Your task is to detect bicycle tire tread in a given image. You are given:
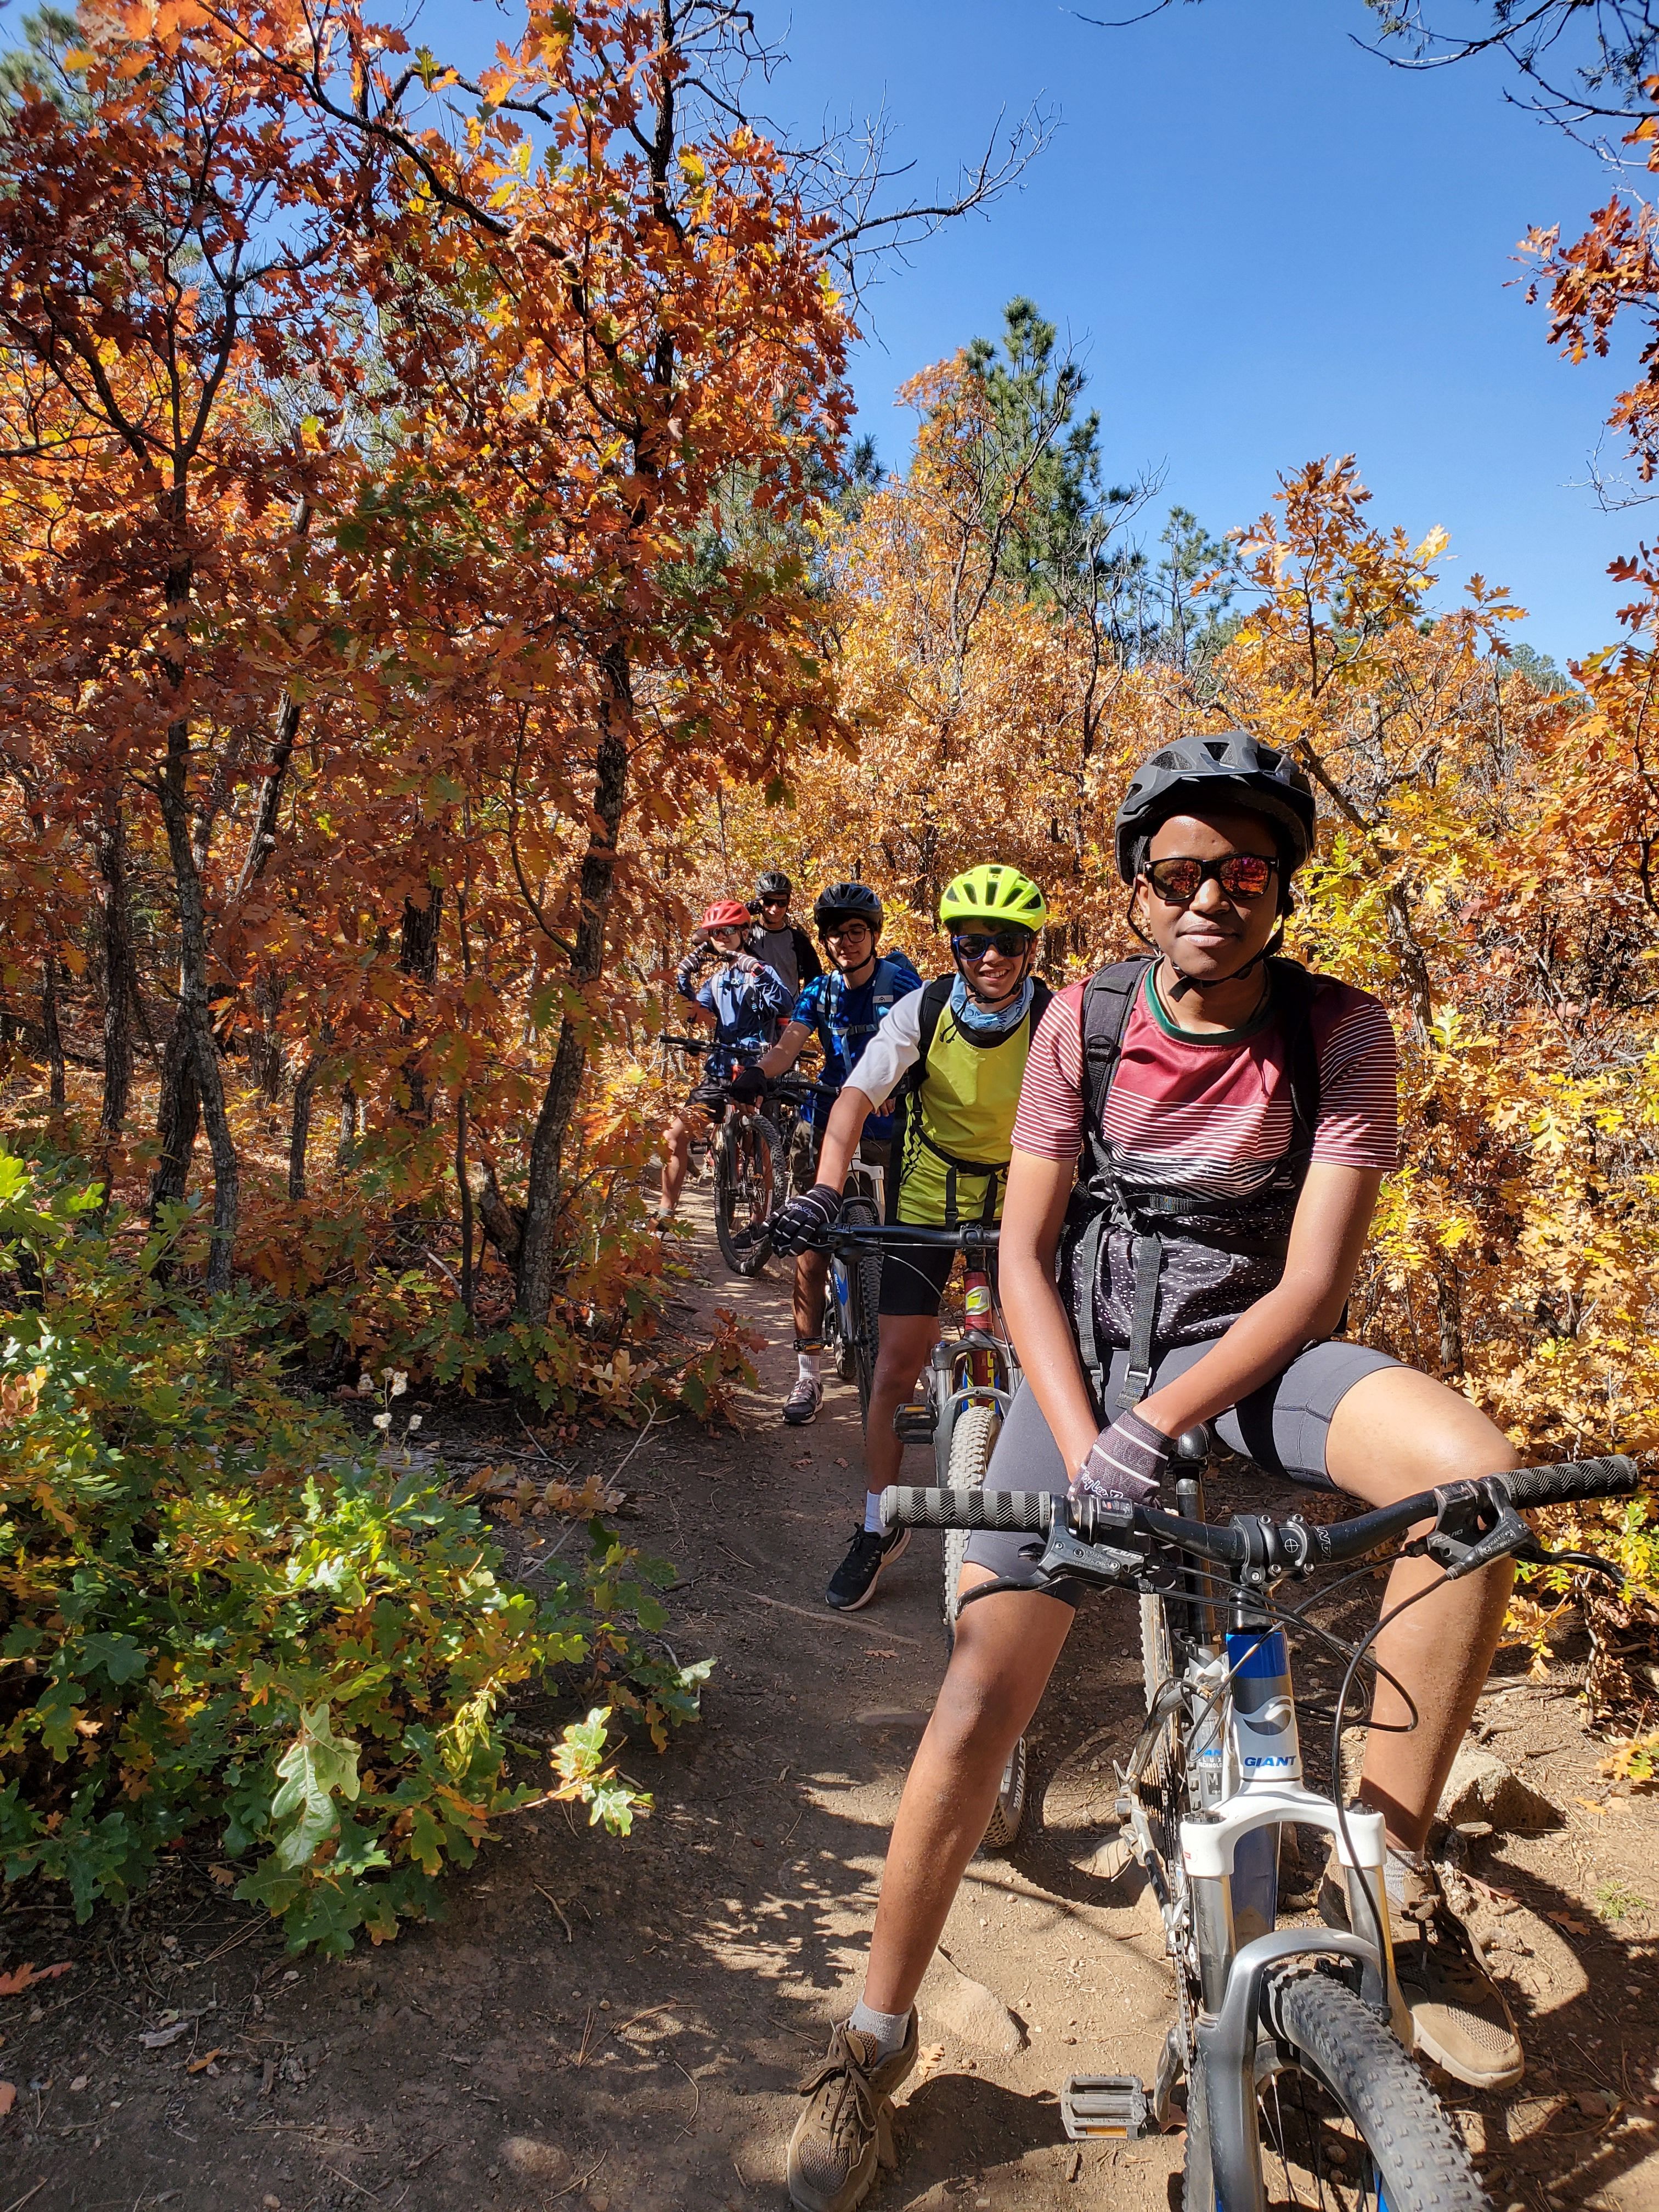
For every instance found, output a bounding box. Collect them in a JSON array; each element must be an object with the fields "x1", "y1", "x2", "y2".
[{"x1": 1257, "y1": 1971, "x2": 1489, "y2": 2212}]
